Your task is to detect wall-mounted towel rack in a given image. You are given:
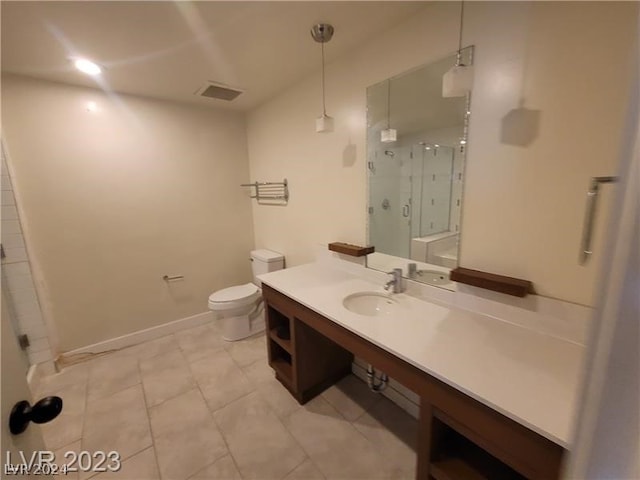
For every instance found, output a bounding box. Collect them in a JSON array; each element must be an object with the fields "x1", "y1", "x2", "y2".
[{"x1": 241, "y1": 179, "x2": 289, "y2": 205}]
